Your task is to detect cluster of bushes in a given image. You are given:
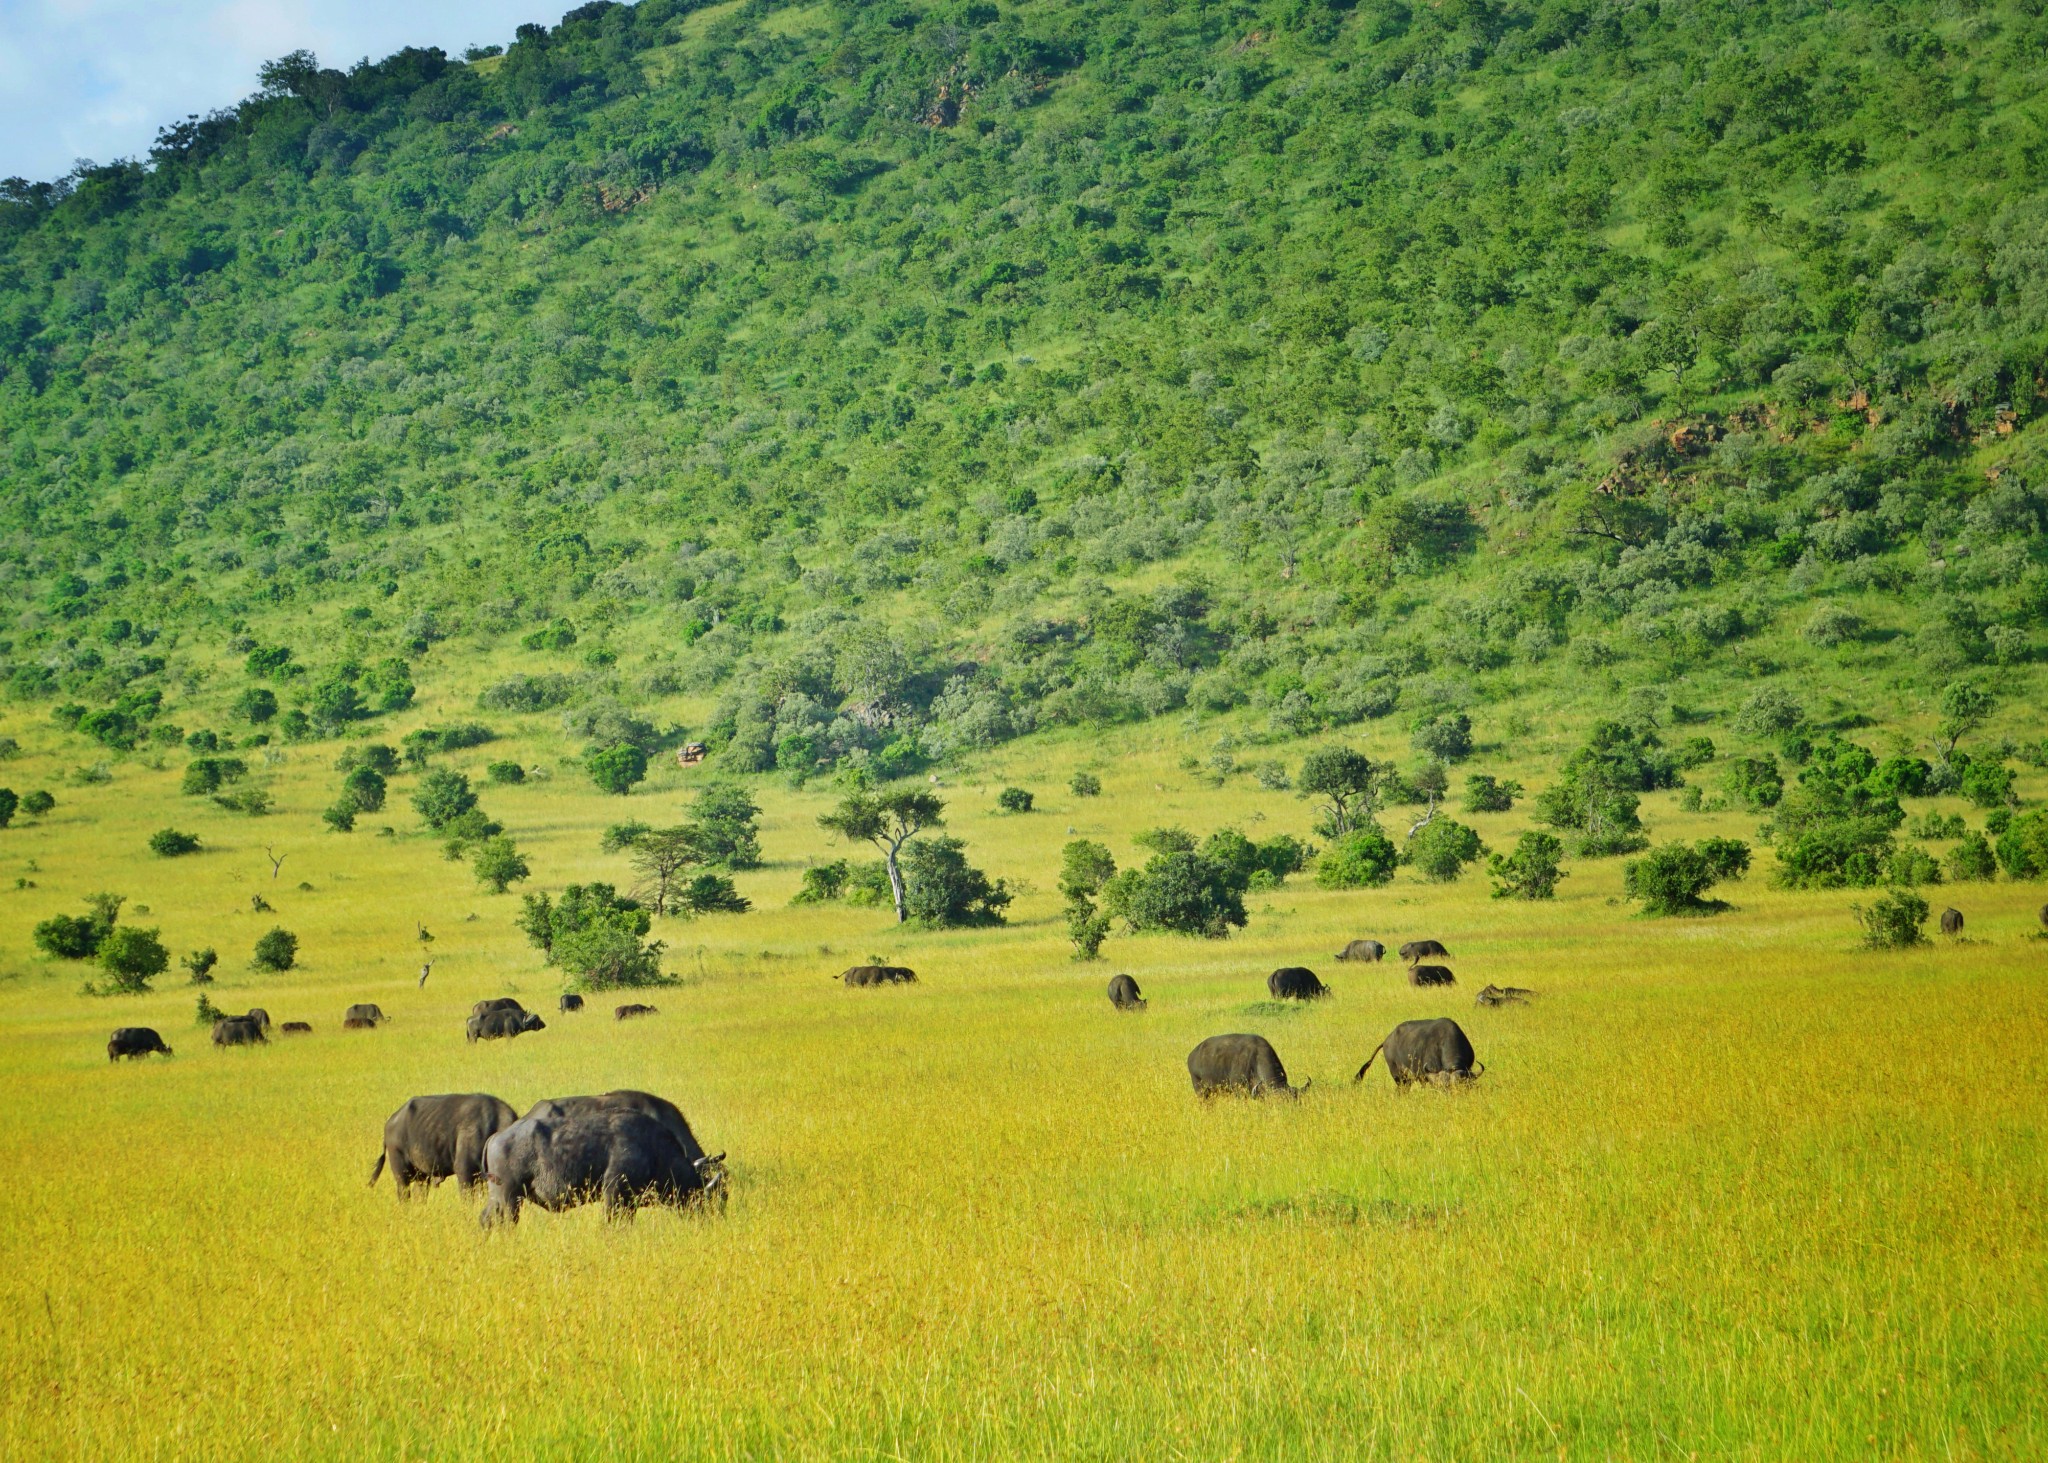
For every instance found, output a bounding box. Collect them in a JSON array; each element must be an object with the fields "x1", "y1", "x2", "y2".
[
  {"x1": 517, "y1": 883, "x2": 667, "y2": 990},
  {"x1": 34, "y1": 891, "x2": 292, "y2": 990}
]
